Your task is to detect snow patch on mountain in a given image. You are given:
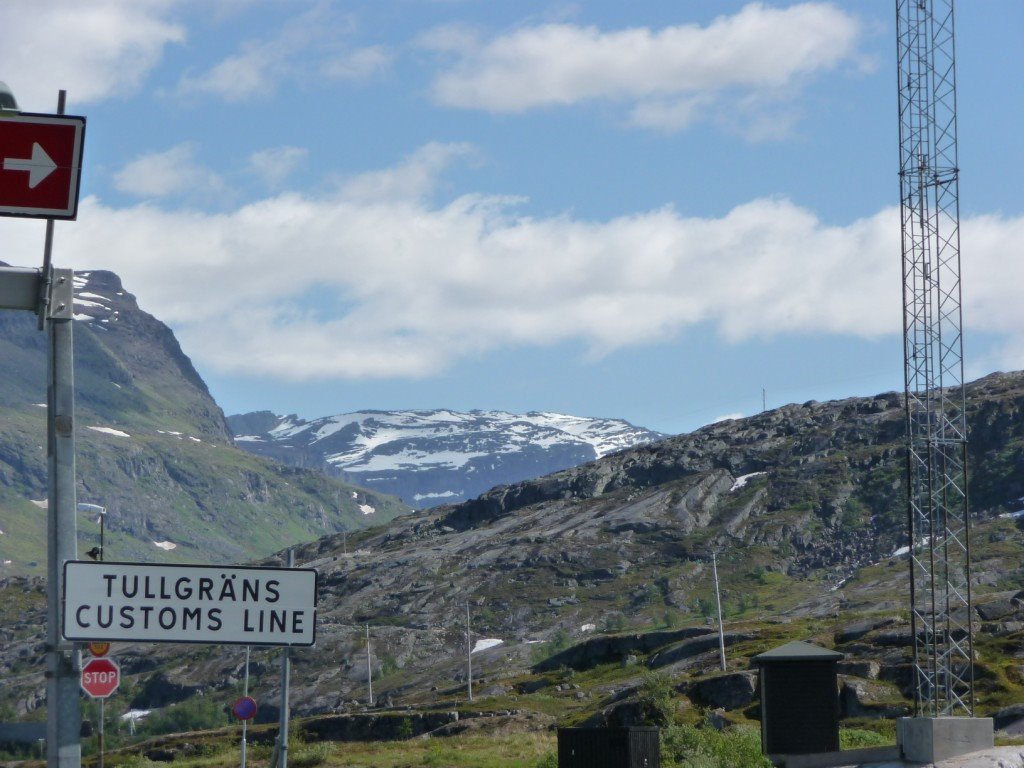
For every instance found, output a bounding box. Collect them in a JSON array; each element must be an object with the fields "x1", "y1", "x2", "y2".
[
  {"x1": 270, "y1": 409, "x2": 659, "y2": 469},
  {"x1": 472, "y1": 638, "x2": 503, "y2": 654},
  {"x1": 229, "y1": 408, "x2": 665, "y2": 509},
  {"x1": 87, "y1": 426, "x2": 131, "y2": 438}
]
